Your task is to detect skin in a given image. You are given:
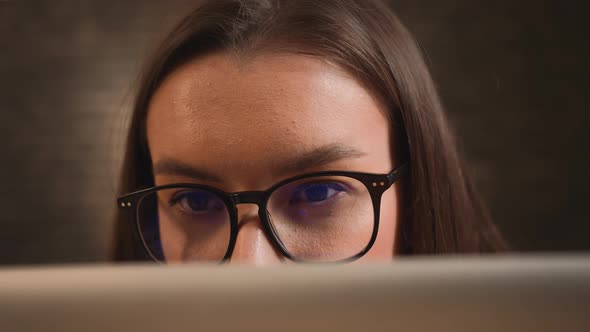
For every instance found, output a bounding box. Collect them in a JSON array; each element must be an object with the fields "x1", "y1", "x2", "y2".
[{"x1": 146, "y1": 52, "x2": 401, "y2": 265}]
